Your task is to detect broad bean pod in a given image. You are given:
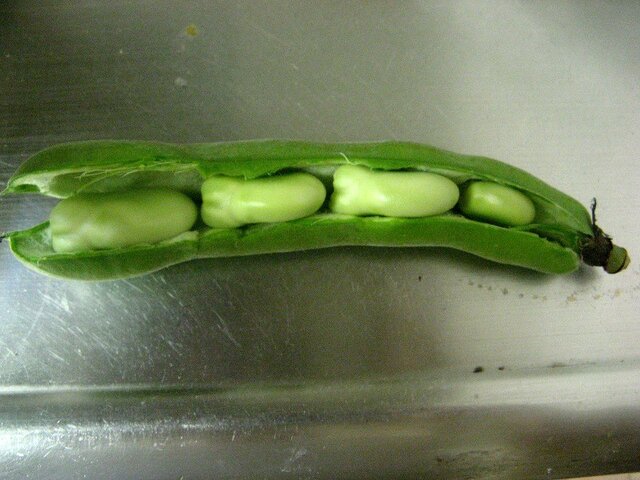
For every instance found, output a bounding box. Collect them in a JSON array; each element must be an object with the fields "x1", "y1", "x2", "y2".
[{"x1": 1, "y1": 140, "x2": 629, "y2": 280}]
